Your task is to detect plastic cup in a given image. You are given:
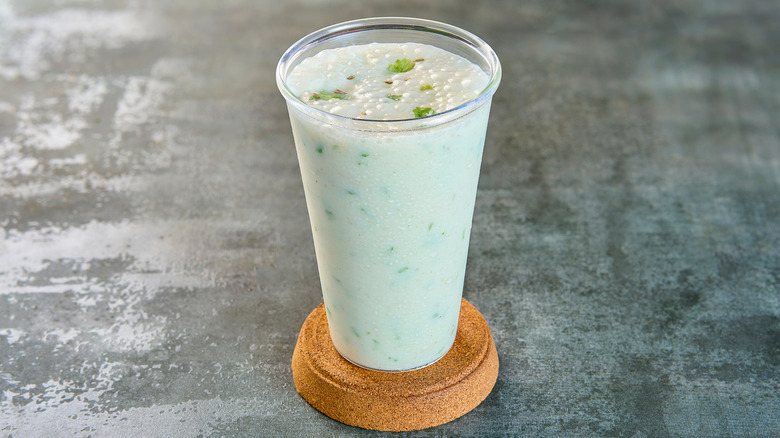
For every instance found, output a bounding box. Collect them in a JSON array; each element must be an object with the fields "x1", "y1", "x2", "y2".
[{"x1": 277, "y1": 17, "x2": 500, "y2": 371}]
